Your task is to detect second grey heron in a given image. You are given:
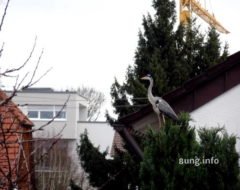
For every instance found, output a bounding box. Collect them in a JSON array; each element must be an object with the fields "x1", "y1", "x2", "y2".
[{"x1": 141, "y1": 74, "x2": 178, "y2": 127}]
